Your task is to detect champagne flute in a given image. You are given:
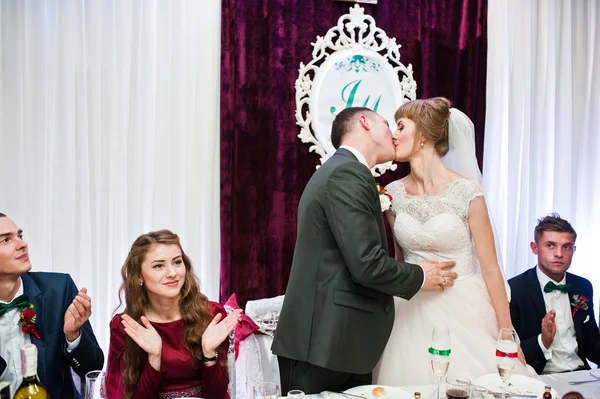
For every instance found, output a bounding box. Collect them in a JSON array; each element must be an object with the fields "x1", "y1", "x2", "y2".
[
  {"x1": 429, "y1": 326, "x2": 451, "y2": 399},
  {"x1": 496, "y1": 328, "x2": 518, "y2": 399}
]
